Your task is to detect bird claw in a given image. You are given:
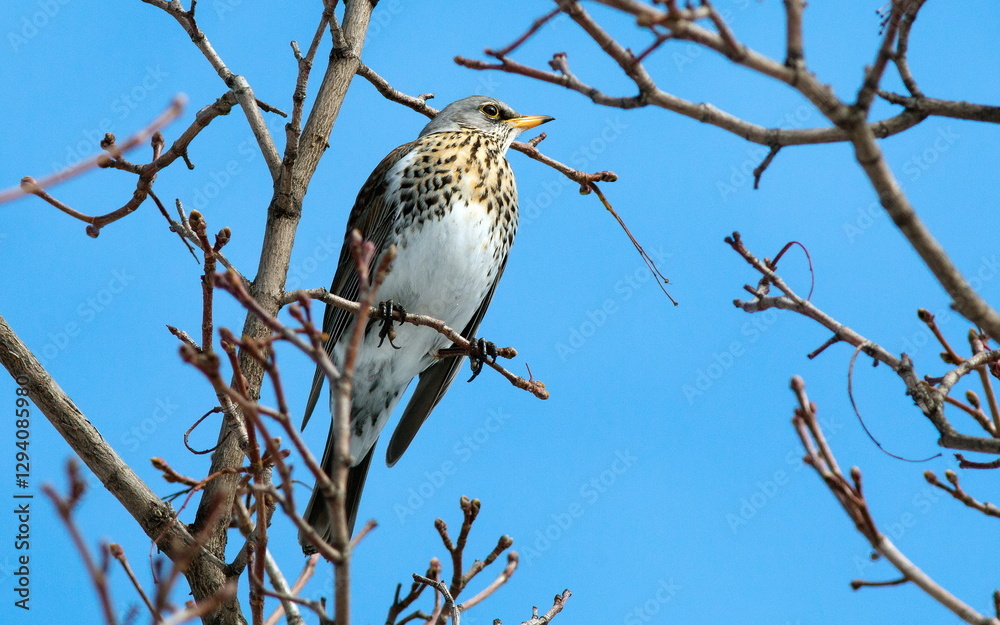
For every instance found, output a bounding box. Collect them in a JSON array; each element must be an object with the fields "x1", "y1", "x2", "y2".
[
  {"x1": 376, "y1": 300, "x2": 407, "y2": 349},
  {"x1": 467, "y1": 338, "x2": 498, "y2": 382}
]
